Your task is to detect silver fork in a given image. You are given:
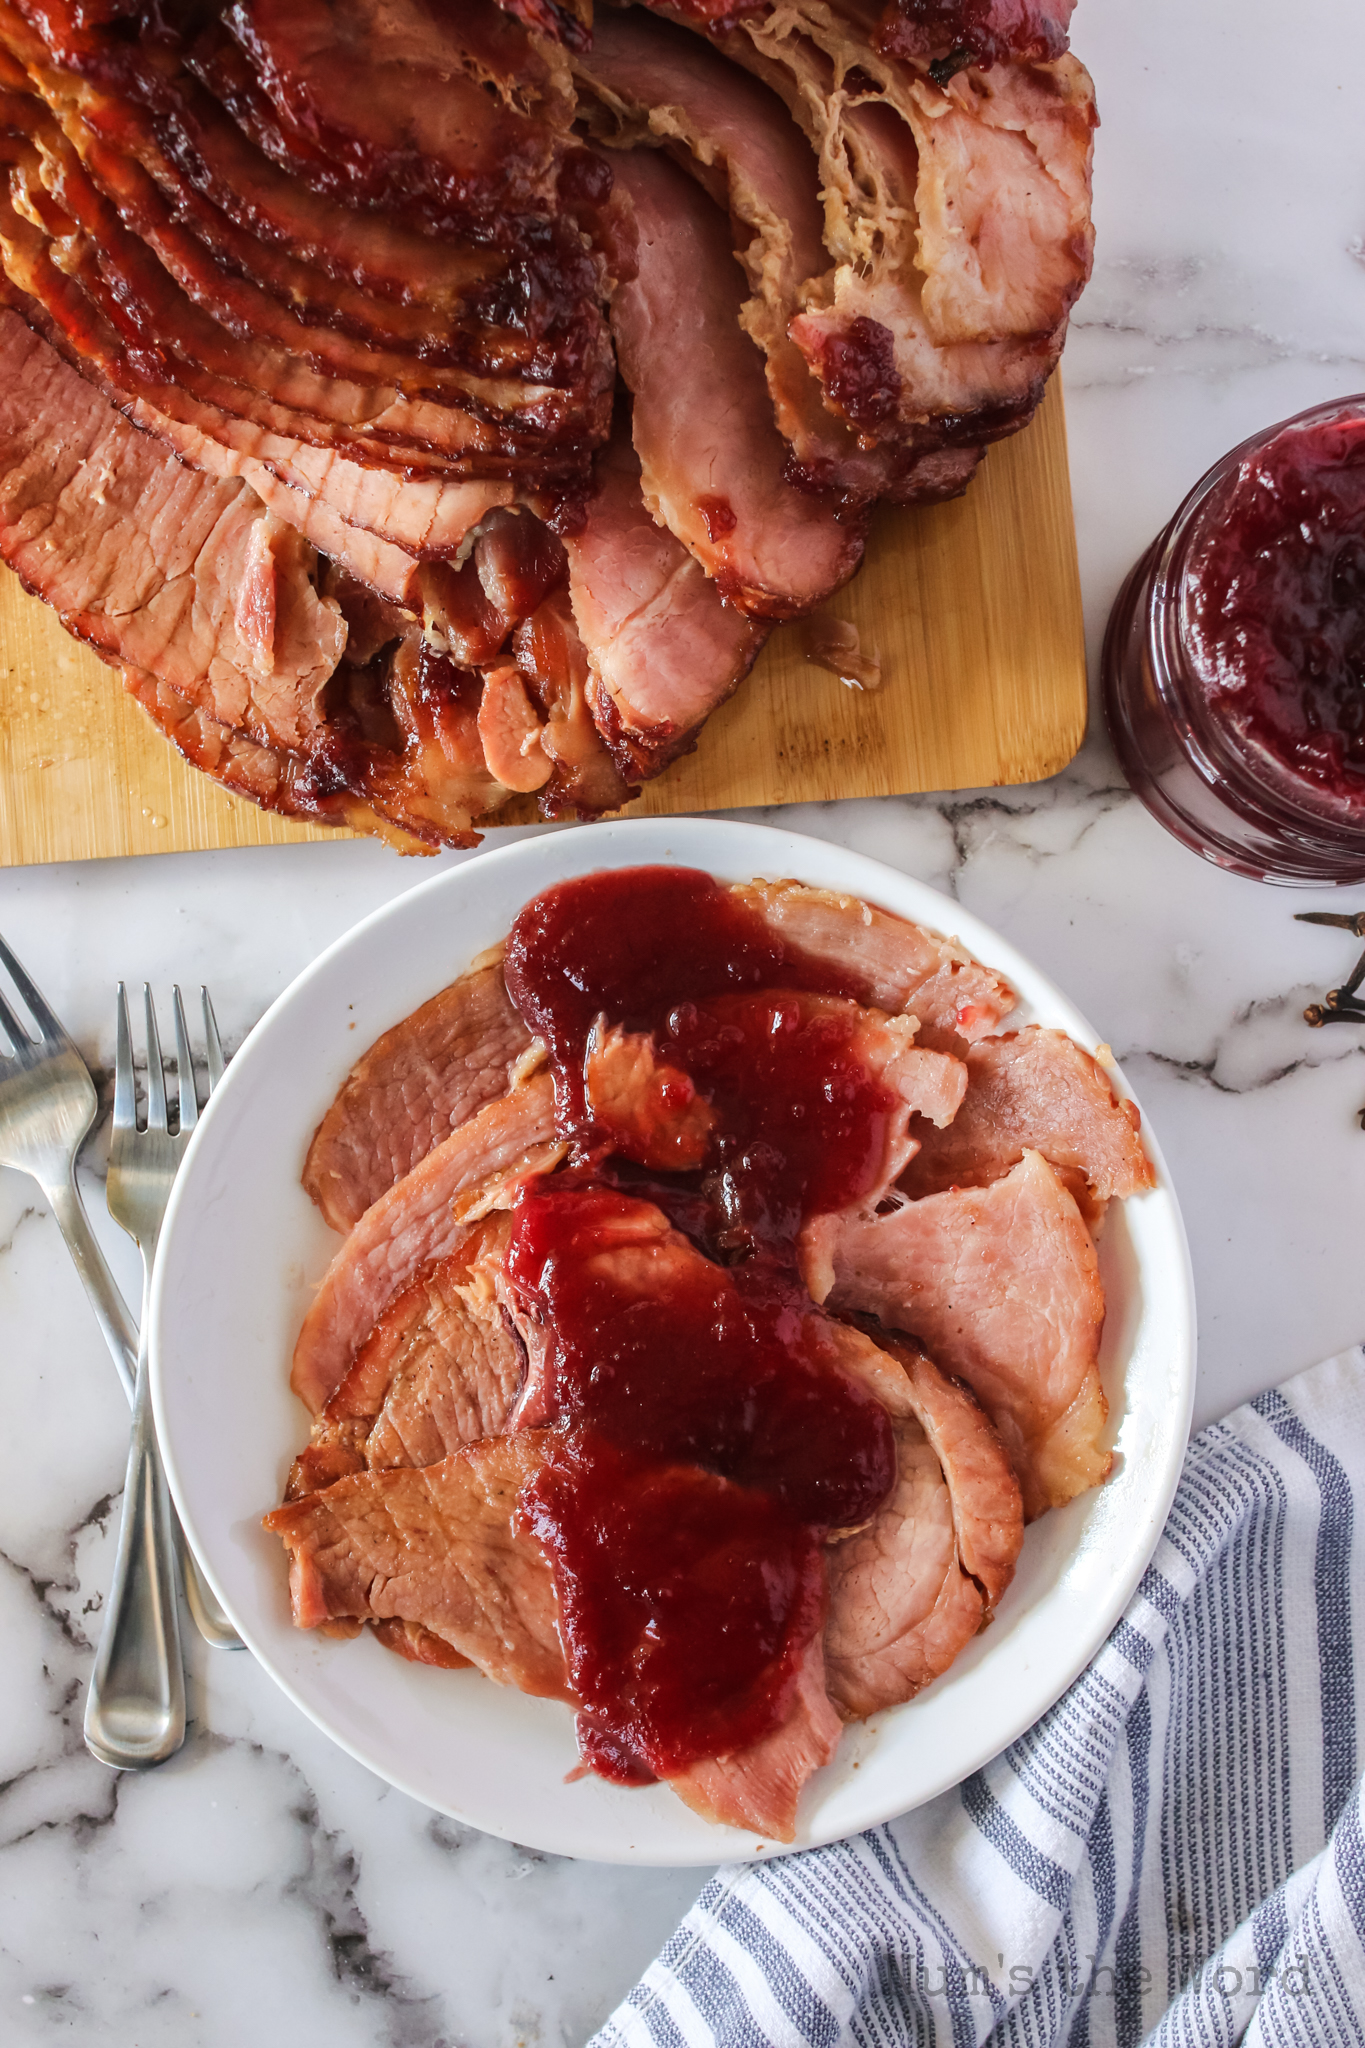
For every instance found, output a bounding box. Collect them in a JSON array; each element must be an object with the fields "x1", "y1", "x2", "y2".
[
  {"x1": 0, "y1": 936, "x2": 238, "y2": 1660},
  {"x1": 84, "y1": 984, "x2": 240, "y2": 1768}
]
